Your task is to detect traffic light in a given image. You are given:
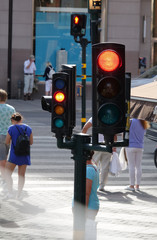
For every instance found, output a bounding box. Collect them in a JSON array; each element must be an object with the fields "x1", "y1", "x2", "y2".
[
  {"x1": 52, "y1": 72, "x2": 72, "y2": 138},
  {"x1": 92, "y1": 43, "x2": 126, "y2": 143},
  {"x1": 61, "y1": 64, "x2": 76, "y2": 128},
  {"x1": 41, "y1": 96, "x2": 52, "y2": 112},
  {"x1": 70, "y1": 14, "x2": 87, "y2": 37}
]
